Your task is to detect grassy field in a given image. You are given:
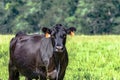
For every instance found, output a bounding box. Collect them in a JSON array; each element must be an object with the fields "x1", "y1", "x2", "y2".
[{"x1": 0, "y1": 35, "x2": 120, "y2": 80}]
